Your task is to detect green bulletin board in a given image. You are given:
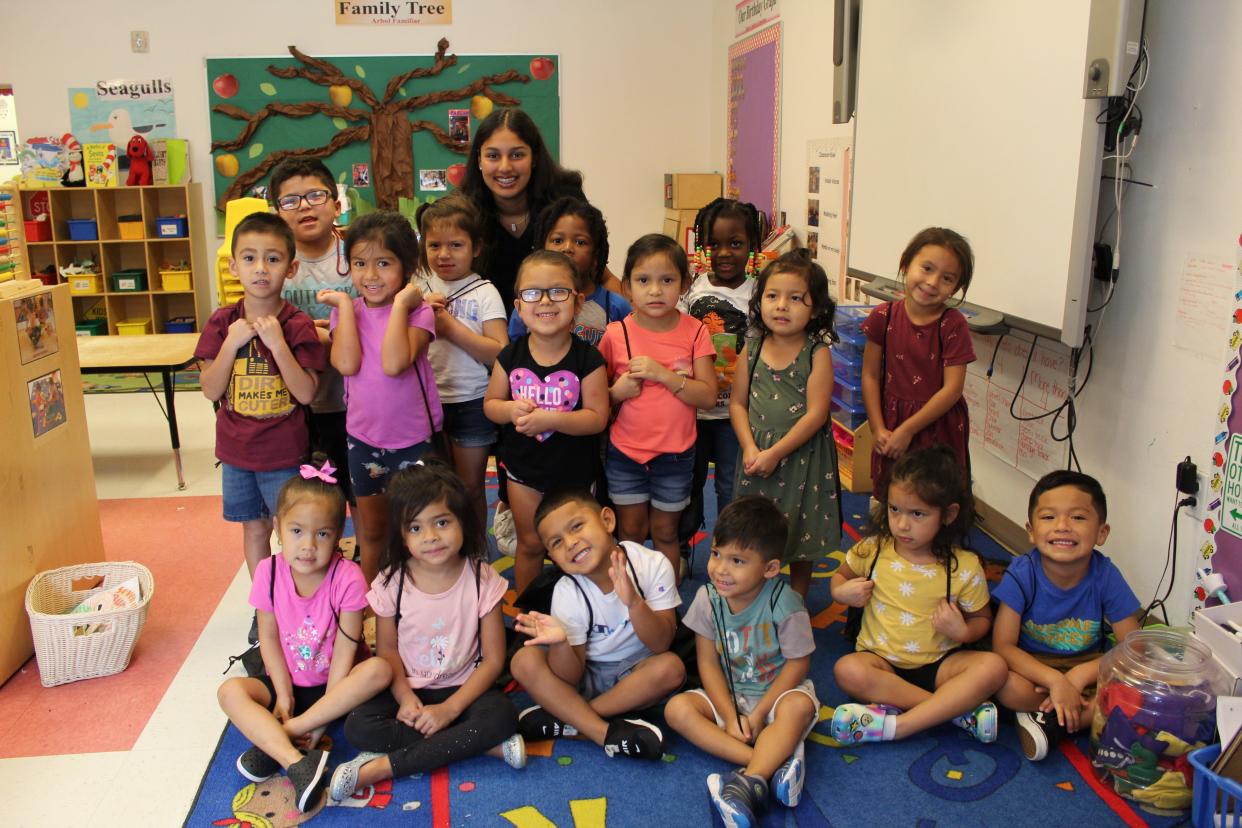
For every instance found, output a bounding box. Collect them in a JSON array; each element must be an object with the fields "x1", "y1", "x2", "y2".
[{"x1": 205, "y1": 42, "x2": 559, "y2": 218}]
